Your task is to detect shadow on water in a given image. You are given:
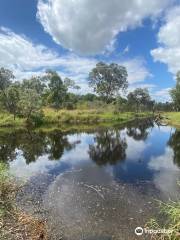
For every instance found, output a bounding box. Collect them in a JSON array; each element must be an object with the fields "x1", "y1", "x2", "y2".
[{"x1": 0, "y1": 118, "x2": 180, "y2": 239}]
